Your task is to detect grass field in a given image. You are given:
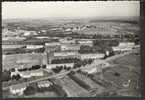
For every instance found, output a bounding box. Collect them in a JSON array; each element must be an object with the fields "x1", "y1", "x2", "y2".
[
  {"x1": 111, "y1": 53, "x2": 140, "y2": 69},
  {"x1": 53, "y1": 76, "x2": 90, "y2": 97}
]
